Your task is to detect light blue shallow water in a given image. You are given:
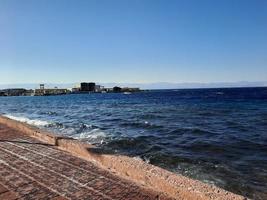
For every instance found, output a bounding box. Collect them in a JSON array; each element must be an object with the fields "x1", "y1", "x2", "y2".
[{"x1": 1, "y1": 87, "x2": 267, "y2": 199}]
